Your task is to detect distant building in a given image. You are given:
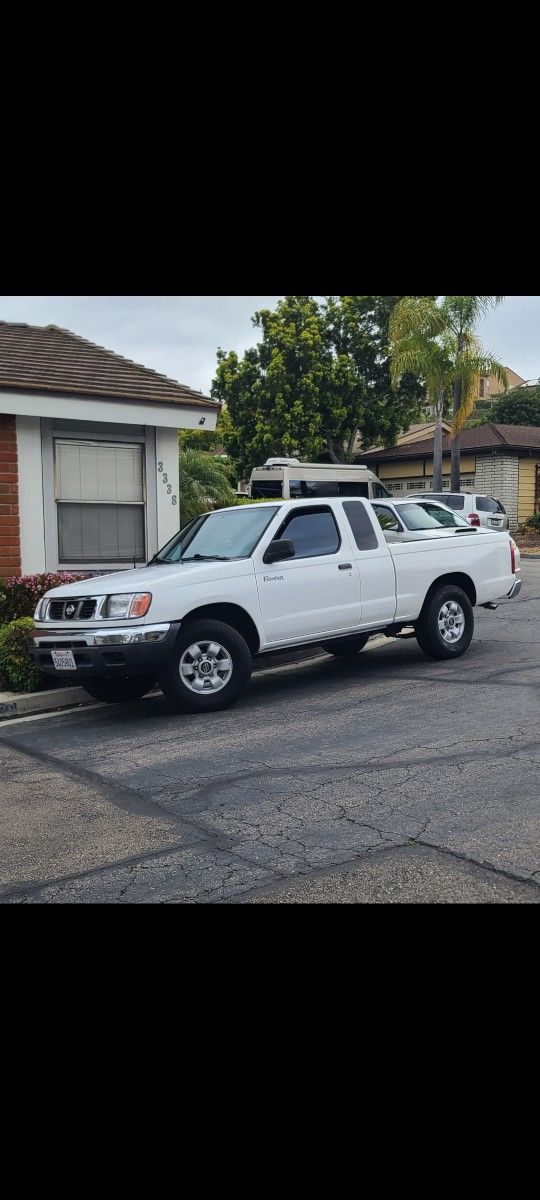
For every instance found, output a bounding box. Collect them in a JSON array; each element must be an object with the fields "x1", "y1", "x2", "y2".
[
  {"x1": 361, "y1": 423, "x2": 540, "y2": 529},
  {"x1": 477, "y1": 366, "x2": 525, "y2": 403}
]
